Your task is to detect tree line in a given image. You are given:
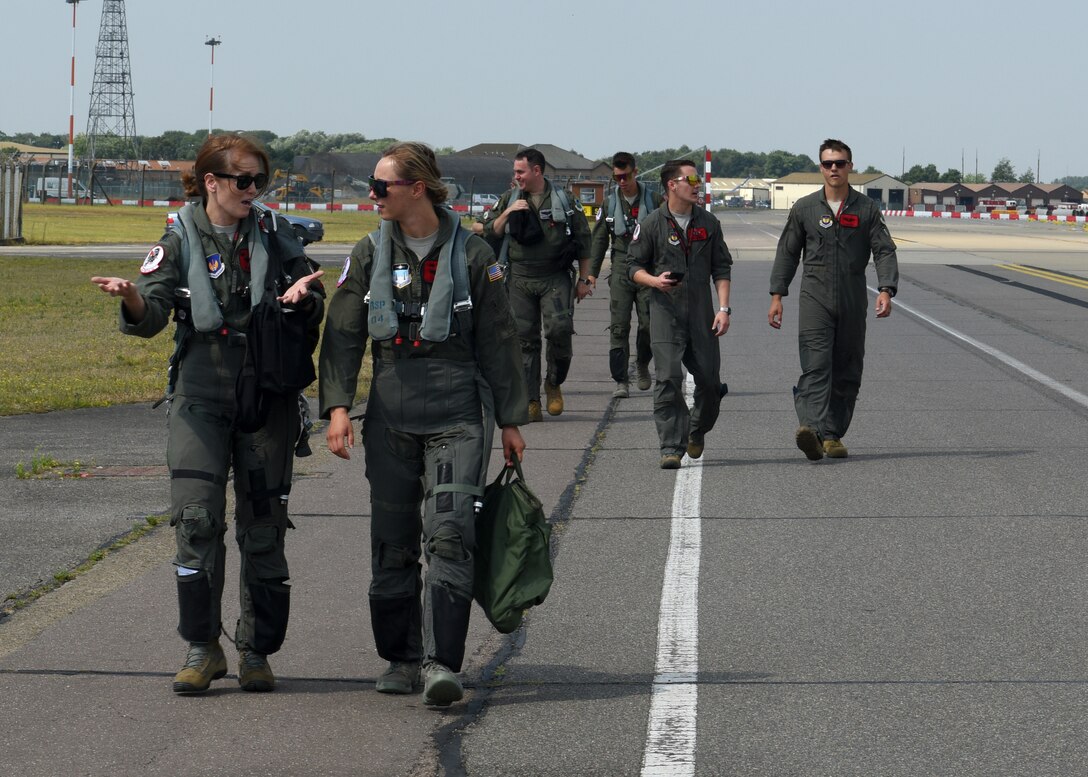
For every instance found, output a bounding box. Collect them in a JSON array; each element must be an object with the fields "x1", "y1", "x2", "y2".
[{"x1": 2, "y1": 130, "x2": 1082, "y2": 189}]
